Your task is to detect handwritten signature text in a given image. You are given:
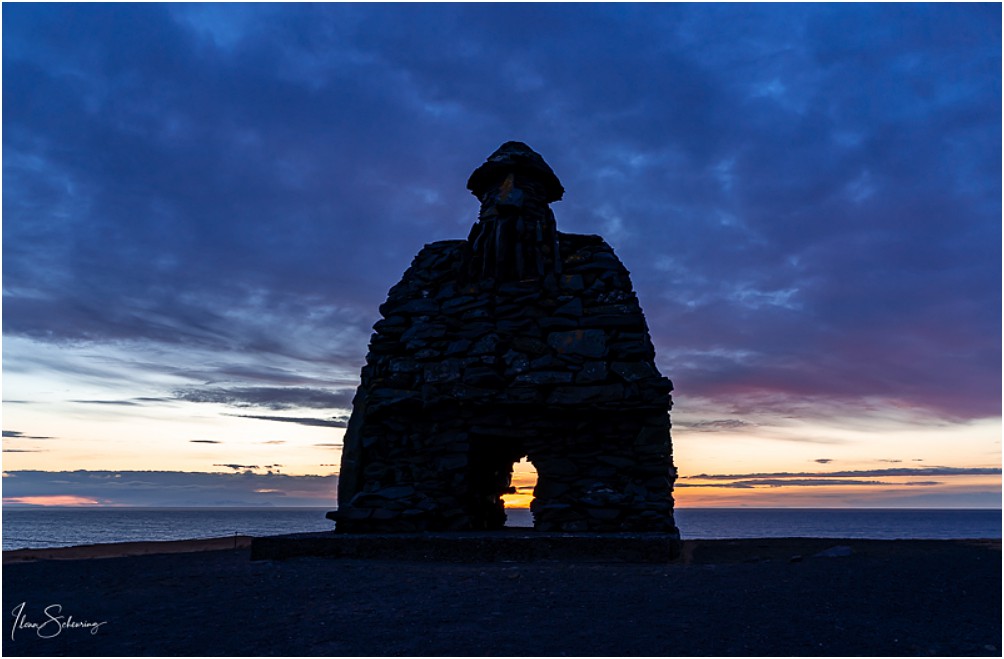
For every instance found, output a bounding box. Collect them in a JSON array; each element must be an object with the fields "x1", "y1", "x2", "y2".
[{"x1": 11, "y1": 602, "x2": 107, "y2": 640}]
